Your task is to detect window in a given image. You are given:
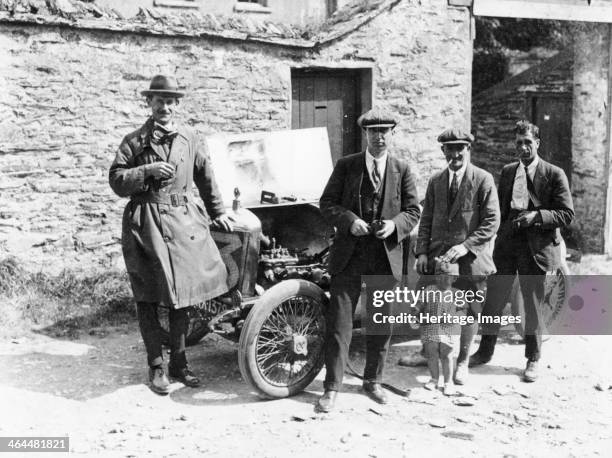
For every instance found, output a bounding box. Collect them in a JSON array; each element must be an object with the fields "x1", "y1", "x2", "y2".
[
  {"x1": 153, "y1": 0, "x2": 199, "y2": 9},
  {"x1": 234, "y1": 0, "x2": 270, "y2": 13}
]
